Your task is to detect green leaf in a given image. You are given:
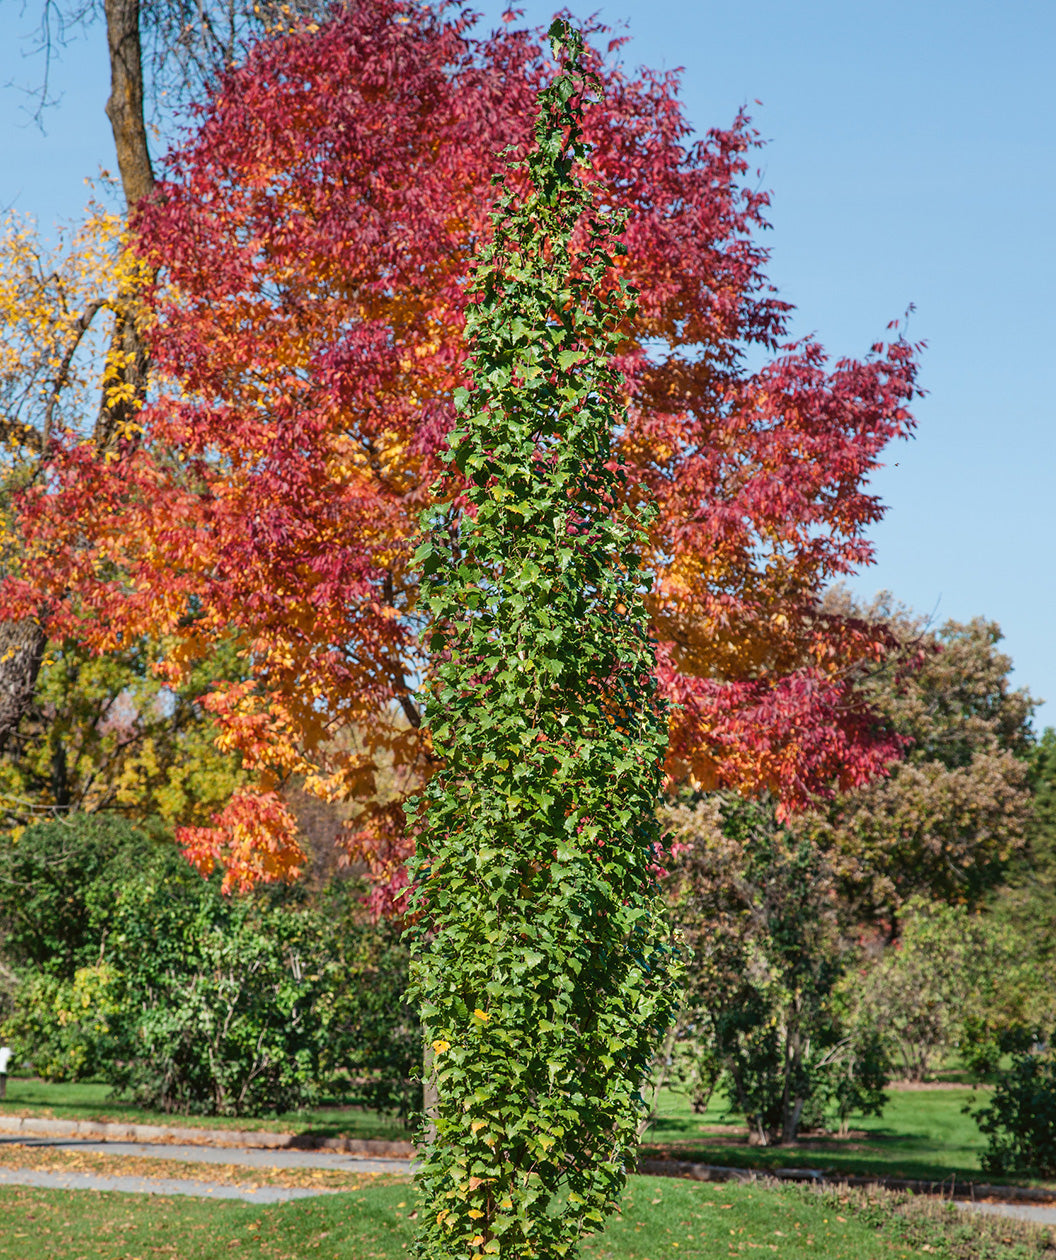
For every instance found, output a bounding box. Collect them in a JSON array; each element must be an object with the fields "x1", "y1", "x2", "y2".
[{"x1": 406, "y1": 21, "x2": 679, "y2": 1258}]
